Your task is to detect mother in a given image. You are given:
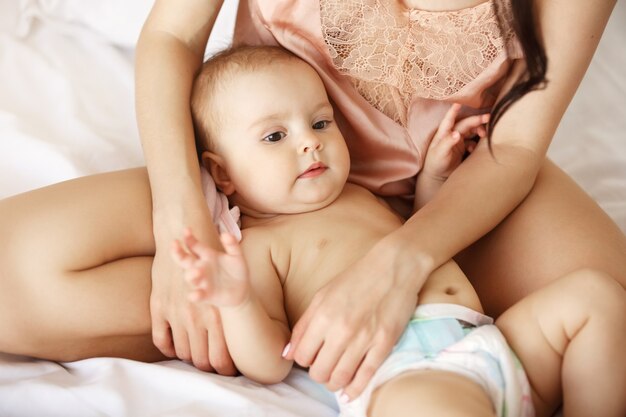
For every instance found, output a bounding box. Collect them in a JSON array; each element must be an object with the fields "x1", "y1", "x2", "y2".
[
  {"x1": 2, "y1": 0, "x2": 624, "y2": 402},
  {"x1": 132, "y1": 0, "x2": 625, "y2": 395}
]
